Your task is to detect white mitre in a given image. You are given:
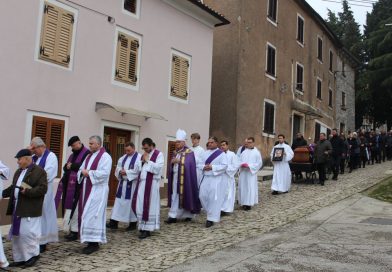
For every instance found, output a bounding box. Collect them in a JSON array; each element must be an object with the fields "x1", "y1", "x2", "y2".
[{"x1": 176, "y1": 129, "x2": 186, "y2": 141}]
